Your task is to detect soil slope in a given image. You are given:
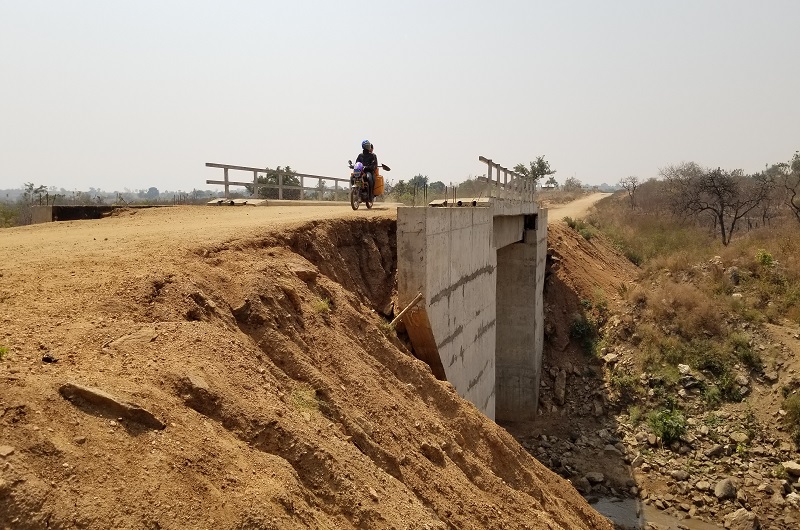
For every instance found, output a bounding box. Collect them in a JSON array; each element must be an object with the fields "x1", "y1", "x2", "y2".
[{"x1": 0, "y1": 205, "x2": 611, "y2": 530}]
